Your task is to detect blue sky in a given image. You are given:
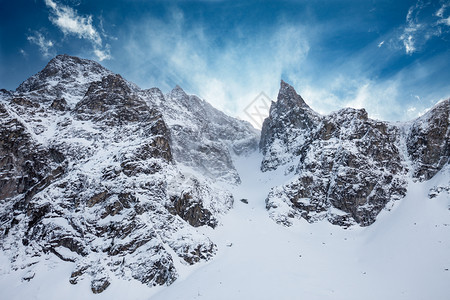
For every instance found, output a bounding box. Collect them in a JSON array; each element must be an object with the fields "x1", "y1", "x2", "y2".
[{"x1": 1, "y1": 0, "x2": 449, "y2": 126}]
